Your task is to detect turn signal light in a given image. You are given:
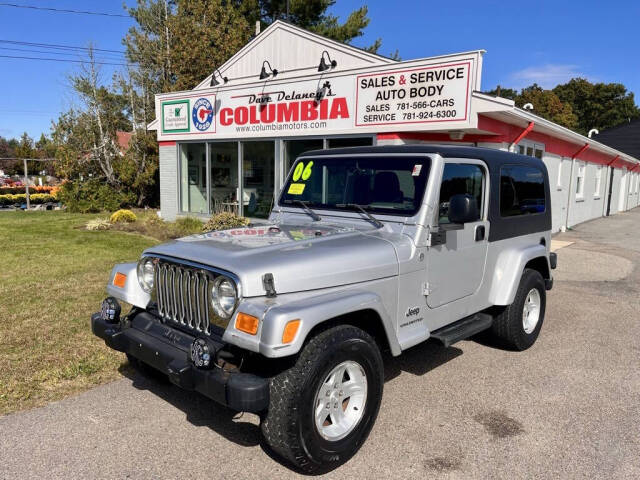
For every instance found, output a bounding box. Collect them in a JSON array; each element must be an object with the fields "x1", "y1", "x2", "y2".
[
  {"x1": 282, "y1": 319, "x2": 301, "y2": 344},
  {"x1": 235, "y1": 312, "x2": 259, "y2": 335},
  {"x1": 113, "y1": 272, "x2": 127, "y2": 288}
]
